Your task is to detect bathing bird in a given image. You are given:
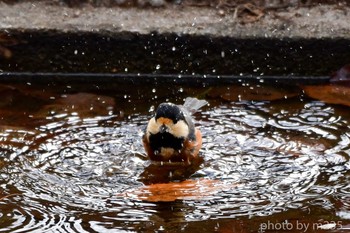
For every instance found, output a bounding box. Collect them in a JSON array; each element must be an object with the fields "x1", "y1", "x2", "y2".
[{"x1": 142, "y1": 97, "x2": 207, "y2": 164}]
